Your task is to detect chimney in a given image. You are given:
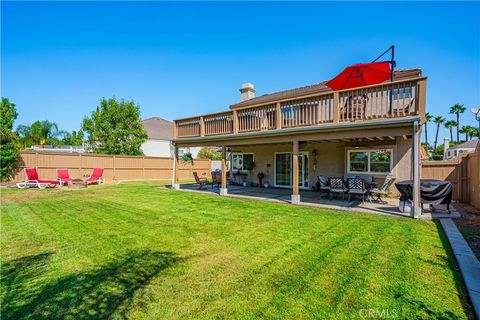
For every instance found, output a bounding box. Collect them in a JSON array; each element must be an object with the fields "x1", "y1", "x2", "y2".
[
  {"x1": 443, "y1": 138, "x2": 450, "y2": 159},
  {"x1": 240, "y1": 83, "x2": 255, "y2": 102}
]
